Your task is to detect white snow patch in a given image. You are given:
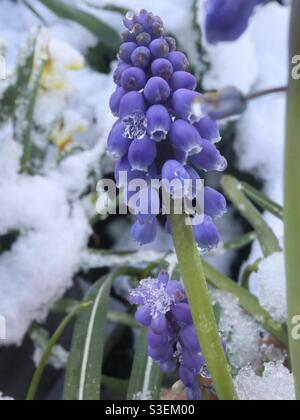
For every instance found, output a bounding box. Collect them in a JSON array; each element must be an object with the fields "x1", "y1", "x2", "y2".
[
  {"x1": 253, "y1": 252, "x2": 287, "y2": 324},
  {"x1": 0, "y1": 173, "x2": 91, "y2": 345},
  {"x1": 0, "y1": 392, "x2": 14, "y2": 401},
  {"x1": 0, "y1": 136, "x2": 22, "y2": 181},
  {"x1": 212, "y1": 290, "x2": 285, "y2": 372},
  {"x1": 235, "y1": 362, "x2": 295, "y2": 401},
  {"x1": 234, "y1": 3, "x2": 289, "y2": 242}
]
